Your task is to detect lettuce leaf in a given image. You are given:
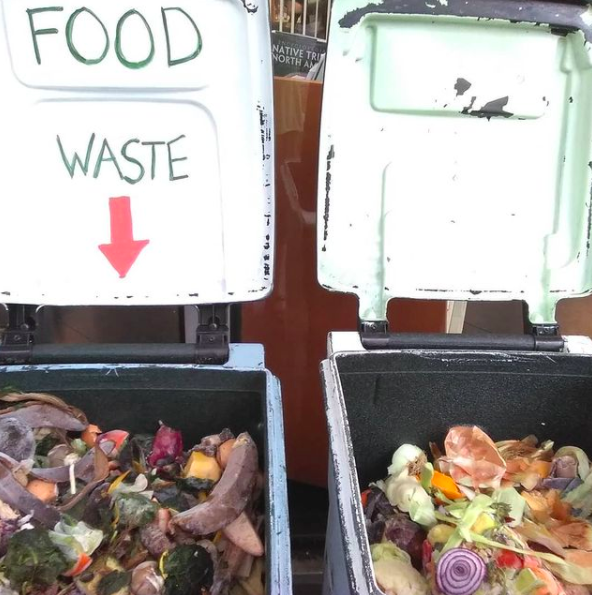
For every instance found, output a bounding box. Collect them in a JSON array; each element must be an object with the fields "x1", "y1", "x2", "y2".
[
  {"x1": 492, "y1": 487, "x2": 526, "y2": 527},
  {"x1": 385, "y1": 476, "x2": 436, "y2": 528},
  {"x1": 49, "y1": 518, "x2": 104, "y2": 561},
  {"x1": 421, "y1": 463, "x2": 434, "y2": 492},
  {"x1": 371, "y1": 542, "x2": 411, "y2": 564}
]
